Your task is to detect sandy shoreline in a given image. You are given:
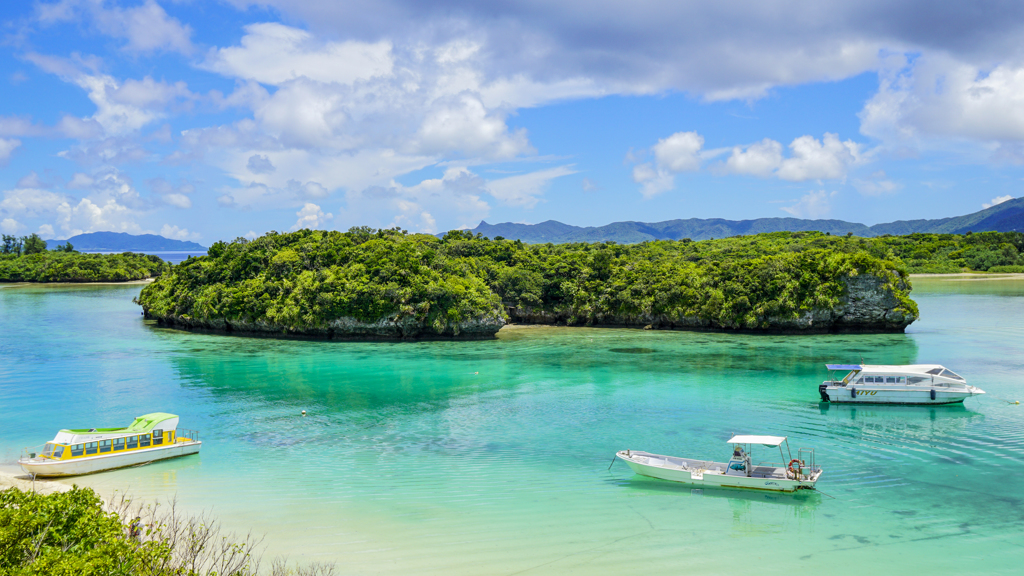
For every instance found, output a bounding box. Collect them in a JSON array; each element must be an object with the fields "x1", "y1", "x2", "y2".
[
  {"x1": 910, "y1": 273, "x2": 1024, "y2": 280},
  {"x1": 0, "y1": 464, "x2": 71, "y2": 495}
]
